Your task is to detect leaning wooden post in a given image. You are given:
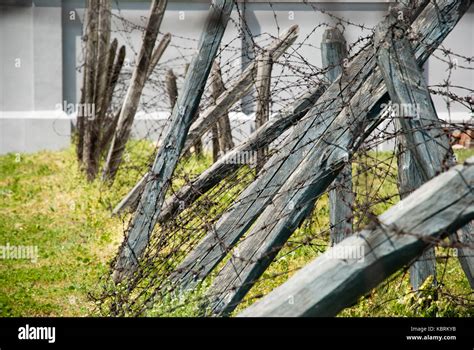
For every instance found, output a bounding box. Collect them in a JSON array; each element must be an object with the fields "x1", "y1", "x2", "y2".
[
  {"x1": 211, "y1": 60, "x2": 233, "y2": 162},
  {"x1": 321, "y1": 27, "x2": 354, "y2": 245},
  {"x1": 396, "y1": 141, "x2": 438, "y2": 289},
  {"x1": 112, "y1": 0, "x2": 235, "y2": 283},
  {"x1": 99, "y1": 45, "x2": 127, "y2": 154},
  {"x1": 374, "y1": 5, "x2": 453, "y2": 290},
  {"x1": 147, "y1": 33, "x2": 172, "y2": 78},
  {"x1": 165, "y1": 69, "x2": 178, "y2": 110},
  {"x1": 102, "y1": 0, "x2": 168, "y2": 182},
  {"x1": 183, "y1": 63, "x2": 203, "y2": 156},
  {"x1": 211, "y1": 62, "x2": 222, "y2": 163},
  {"x1": 211, "y1": 60, "x2": 234, "y2": 156},
  {"x1": 254, "y1": 50, "x2": 272, "y2": 173},
  {"x1": 238, "y1": 158, "x2": 474, "y2": 317},
  {"x1": 95, "y1": 0, "x2": 112, "y2": 129},
  {"x1": 82, "y1": 0, "x2": 99, "y2": 179}
]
